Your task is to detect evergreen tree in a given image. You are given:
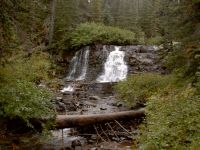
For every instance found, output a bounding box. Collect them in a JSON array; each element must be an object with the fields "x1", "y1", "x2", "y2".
[
  {"x1": 90, "y1": 0, "x2": 103, "y2": 22},
  {"x1": 102, "y1": 0, "x2": 113, "y2": 25}
]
